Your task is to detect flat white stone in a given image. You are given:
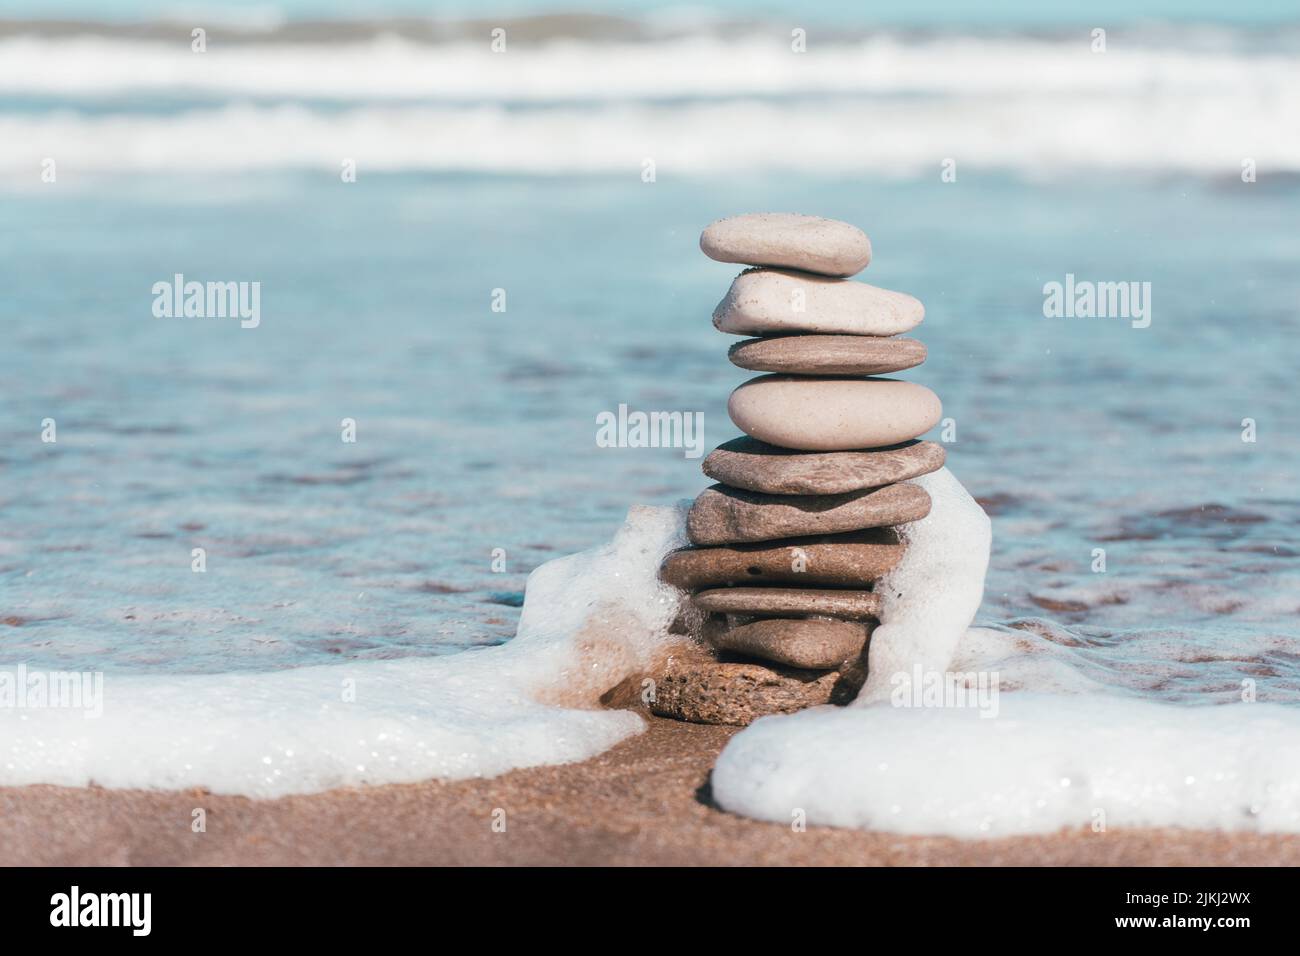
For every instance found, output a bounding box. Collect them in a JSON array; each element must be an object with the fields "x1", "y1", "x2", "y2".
[
  {"x1": 700, "y1": 213, "x2": 871, "y2": 277},
  {"x1": 728, "y1": 375, "x2": 943, "y2": 451},
  {"x1": 713, "y1": 269, "x2": 923, "y2": 337}
]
